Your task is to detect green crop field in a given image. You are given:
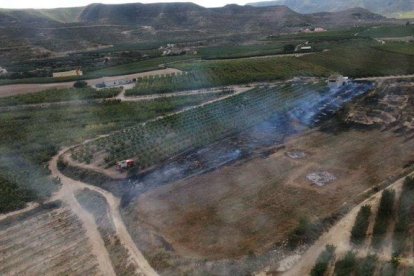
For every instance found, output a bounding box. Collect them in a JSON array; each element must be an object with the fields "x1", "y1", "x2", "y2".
[
  {"x1": 269, "y1": 28, "x2": 364, "y2": 43},
  {"x1": 359, "y1": 25, "x2": 414, "y2": 38},
  {"x1": 74, "y1": 82, "x2": 326, "y2": 169},
  {"x1": 198, "y1": 43, "x2": 285, "y2": 60},
  {"x1": 0, "y1": 88, "x2": 121, "y2": 107},
  {"x1": 126, "y1": 57, "x2": 330, "y2": 95},
  {"x1": 84, "y1": 55, "x2": 196, "y2": 79},
  {"x1": 375, "y1": 42, "x2": 414, "y2": 56},
  {"x1": 301, "y1": 40, "x2": 414, "y2": 77}
]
